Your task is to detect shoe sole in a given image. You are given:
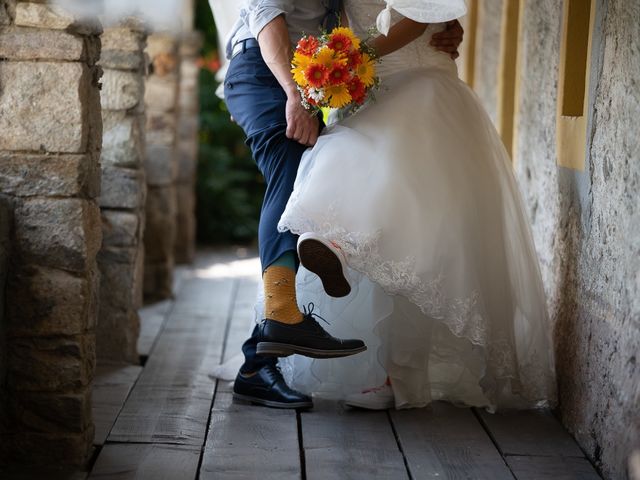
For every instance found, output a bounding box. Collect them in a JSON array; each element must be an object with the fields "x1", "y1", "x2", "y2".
[
  {"x1": 233, "y1": 393, "x2": 313, "y2": 409},
  {"x1": 256, "y1": 342, "x2": 367, "y2": 359},
  {"x1": 298, "y1": 235, "x2": 351, "y2": 298}
]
